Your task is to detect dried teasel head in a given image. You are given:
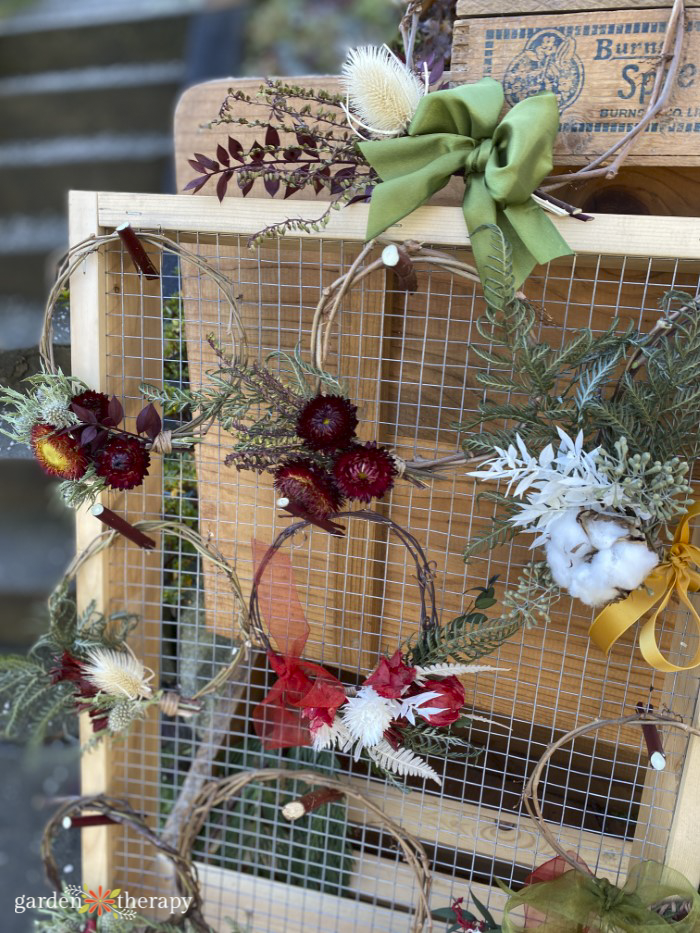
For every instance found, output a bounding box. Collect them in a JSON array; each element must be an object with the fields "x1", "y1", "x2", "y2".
[{"x1": 341, "y1": 45, "x2": 425, "y2": 137}]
